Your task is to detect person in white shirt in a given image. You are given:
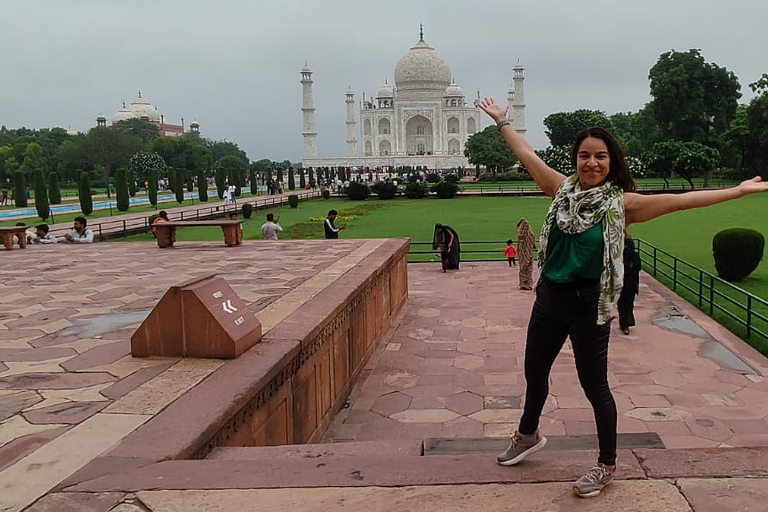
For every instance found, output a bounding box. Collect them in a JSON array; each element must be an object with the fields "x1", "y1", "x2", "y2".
[
  {"x1": 228, "y1": 184, "x2": 237, "y2": 205},
  {"x1": 260, "y1": 213, "x2": 283, "y2": 240},
  {"x1": 64, "y1": 216, "x2": 94, "y2": 243},
  {"x1": 32, "y1": 224, "x2": 57, "y2": 244}
]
